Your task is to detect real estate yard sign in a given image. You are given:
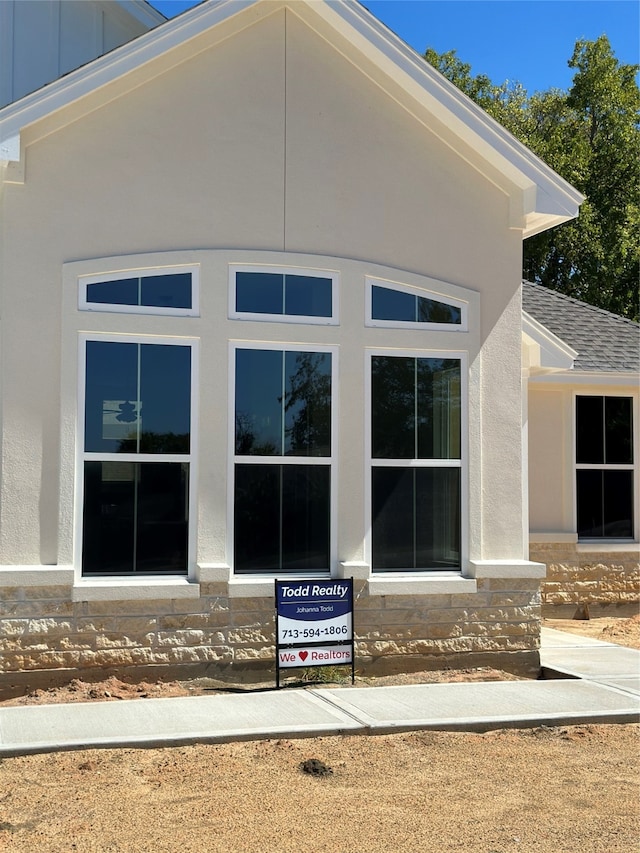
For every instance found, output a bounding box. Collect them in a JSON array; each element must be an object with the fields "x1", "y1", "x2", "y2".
[{"x1": 275, "y1": 579, "x2": 354, "y2": 688}]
